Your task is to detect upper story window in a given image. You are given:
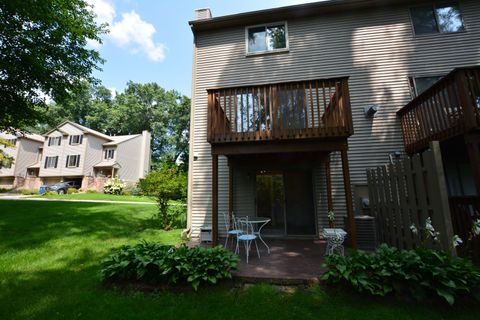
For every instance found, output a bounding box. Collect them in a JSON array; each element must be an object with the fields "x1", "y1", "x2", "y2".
[
  {"x1": 66, "y1": 154, "x2": 81, "y2": 168},
  {"x1": 48, "y1": 136, "x2": 61, "y2": 146},
  {"x1": 246, "y1": 22, "x2": 288, "y2": 54},
  {"x1": 44, "y1": 156, "x2": 58, "y2": 168},
  {"x1": 104, "y1": 149, "x2": 115, "y2": 160},
  {"x1": 69, "y1": 135, "x2": 83, "y2": 145},
  {"x1": 410, "y1": 2, "x2": 465, "y2": 35},
  {"x1": 409, "y1": 76, "x2": 443, "y2": 96}
]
